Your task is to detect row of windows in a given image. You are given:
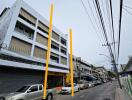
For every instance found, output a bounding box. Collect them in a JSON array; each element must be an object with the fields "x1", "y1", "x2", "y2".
[
  {"x1": 9, "y1": 37, "x2": 67, "y2": 65},
  {"x1": 14, "y1": 21, "x2": 67, "y2": 55},
  {"x1": 33, "y1": 46, "x2": 66, "y2": 64},
  {"x1": 18, "y1": 8, "x2": 67, "y2": 46},
  {"x1": 15, "y1": 20, "x2": 67, "y2": 48}
]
